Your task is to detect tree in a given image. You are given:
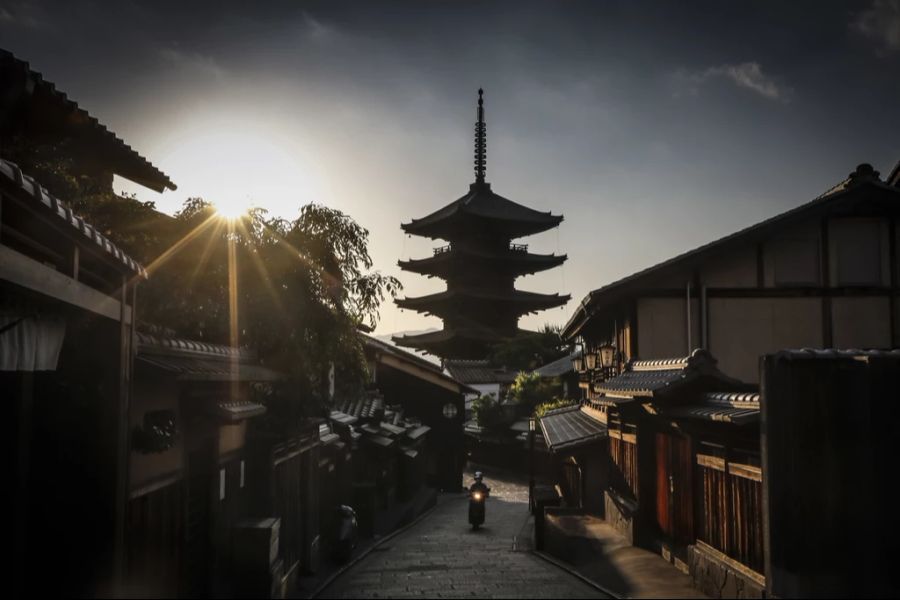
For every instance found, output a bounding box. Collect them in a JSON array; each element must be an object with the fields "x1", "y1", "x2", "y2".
[
  {"x1": 137, "y1": 200, "x2": 401, "y2": 423},
  {"x1": 507, "y1": 371, "x2": 560, "y2": 414},
  {"x1": 487, "y1": 324, "x2": 571, "y2": 371},
  {"x1": 472, "y1": 393, "x2": 507, "y2": 431},
  {"x1": 3, "y1": 138, "x2": 402, "y2": 427}
]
